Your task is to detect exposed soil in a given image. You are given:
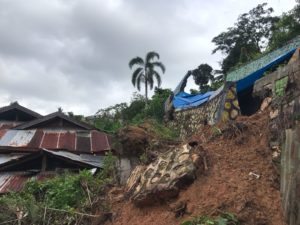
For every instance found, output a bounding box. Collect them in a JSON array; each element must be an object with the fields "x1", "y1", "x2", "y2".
[{"x1": 109, "y1": 111, "x2": 286, "y2": 225}]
